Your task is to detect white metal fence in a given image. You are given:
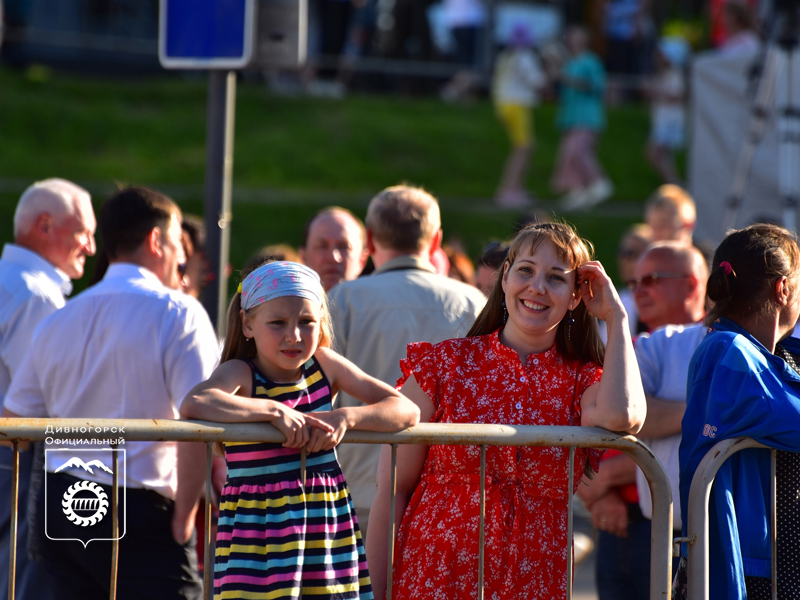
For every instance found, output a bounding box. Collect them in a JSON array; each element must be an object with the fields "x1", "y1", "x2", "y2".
[
  {"x1": 0, "y1": 419, "x2": 674, "y2": 600},
  {"x1": 685, "y1": 437, "x2": 777, "y2": 600}
]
